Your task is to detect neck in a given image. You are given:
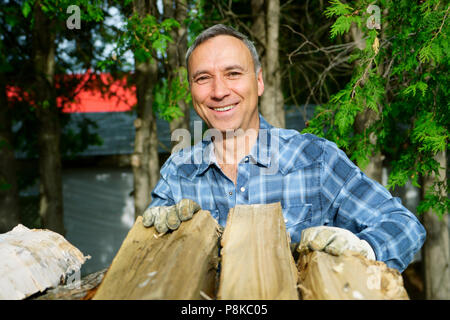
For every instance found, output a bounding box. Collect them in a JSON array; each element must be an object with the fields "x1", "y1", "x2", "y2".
[
  {"x1": 213, "y1": 128, "x2": 258, "y2": 167},
  {"x1": 211, "y1": 115, "x2": 260, "y2": 184}
]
